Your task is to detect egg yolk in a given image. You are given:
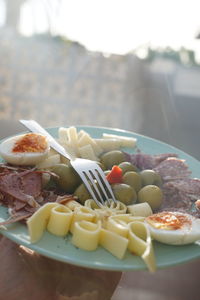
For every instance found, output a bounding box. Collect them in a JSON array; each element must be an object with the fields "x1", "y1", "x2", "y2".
[
  {"x1": 12, "y1": 133, "x2": 47, "y2": 153},
  {"x1": 147, "y1": 212, "x2": 192, "y2": 230}
]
